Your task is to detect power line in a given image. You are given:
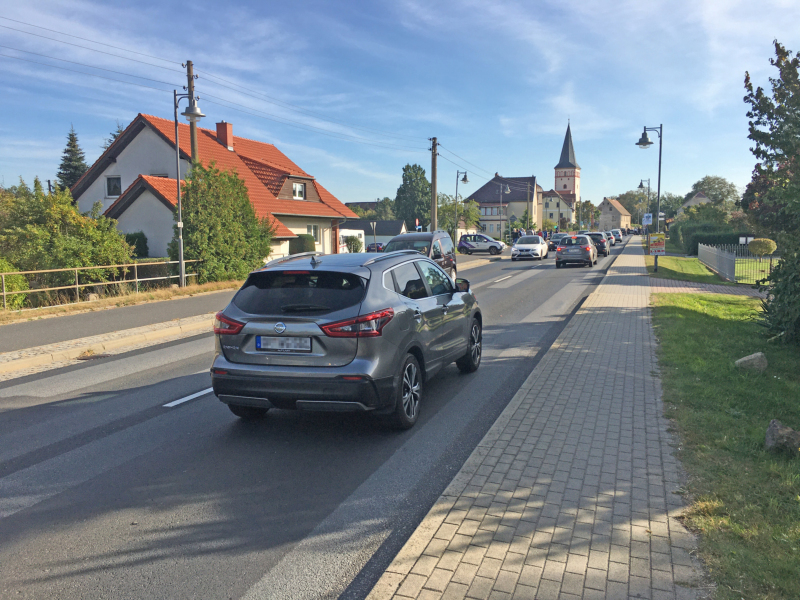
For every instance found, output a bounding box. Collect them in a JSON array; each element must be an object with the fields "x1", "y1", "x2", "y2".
[
  {"x1": 0, "y1": 24, "x2": 185, "y2": 73},
  {"x1": 0, "y1": 52, "x2": 176, "y2": 93},
  {"x1": 437, "y1": 144, "x2": 496, "y2": 178},
  {"x1": 0, "y1": 44, "x2": 182, "y2": 87},
  {"x1": 201, "y1": 96, "x2": 428, "y2": 152},
  {"x1": 0, "y1": 16, "x2": 180, "y2": 65},
  {"x1": 197, "y1": 70, "x2": 424, "y2": 143}
]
